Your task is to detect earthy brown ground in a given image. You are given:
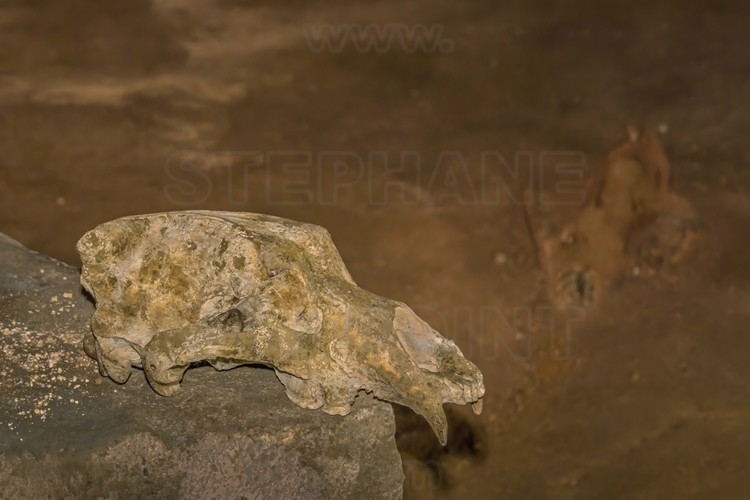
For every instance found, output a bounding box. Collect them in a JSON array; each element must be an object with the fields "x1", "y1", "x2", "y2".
[{"x1": 2, "y1": 1, "x2": 750, "y2": 498}]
